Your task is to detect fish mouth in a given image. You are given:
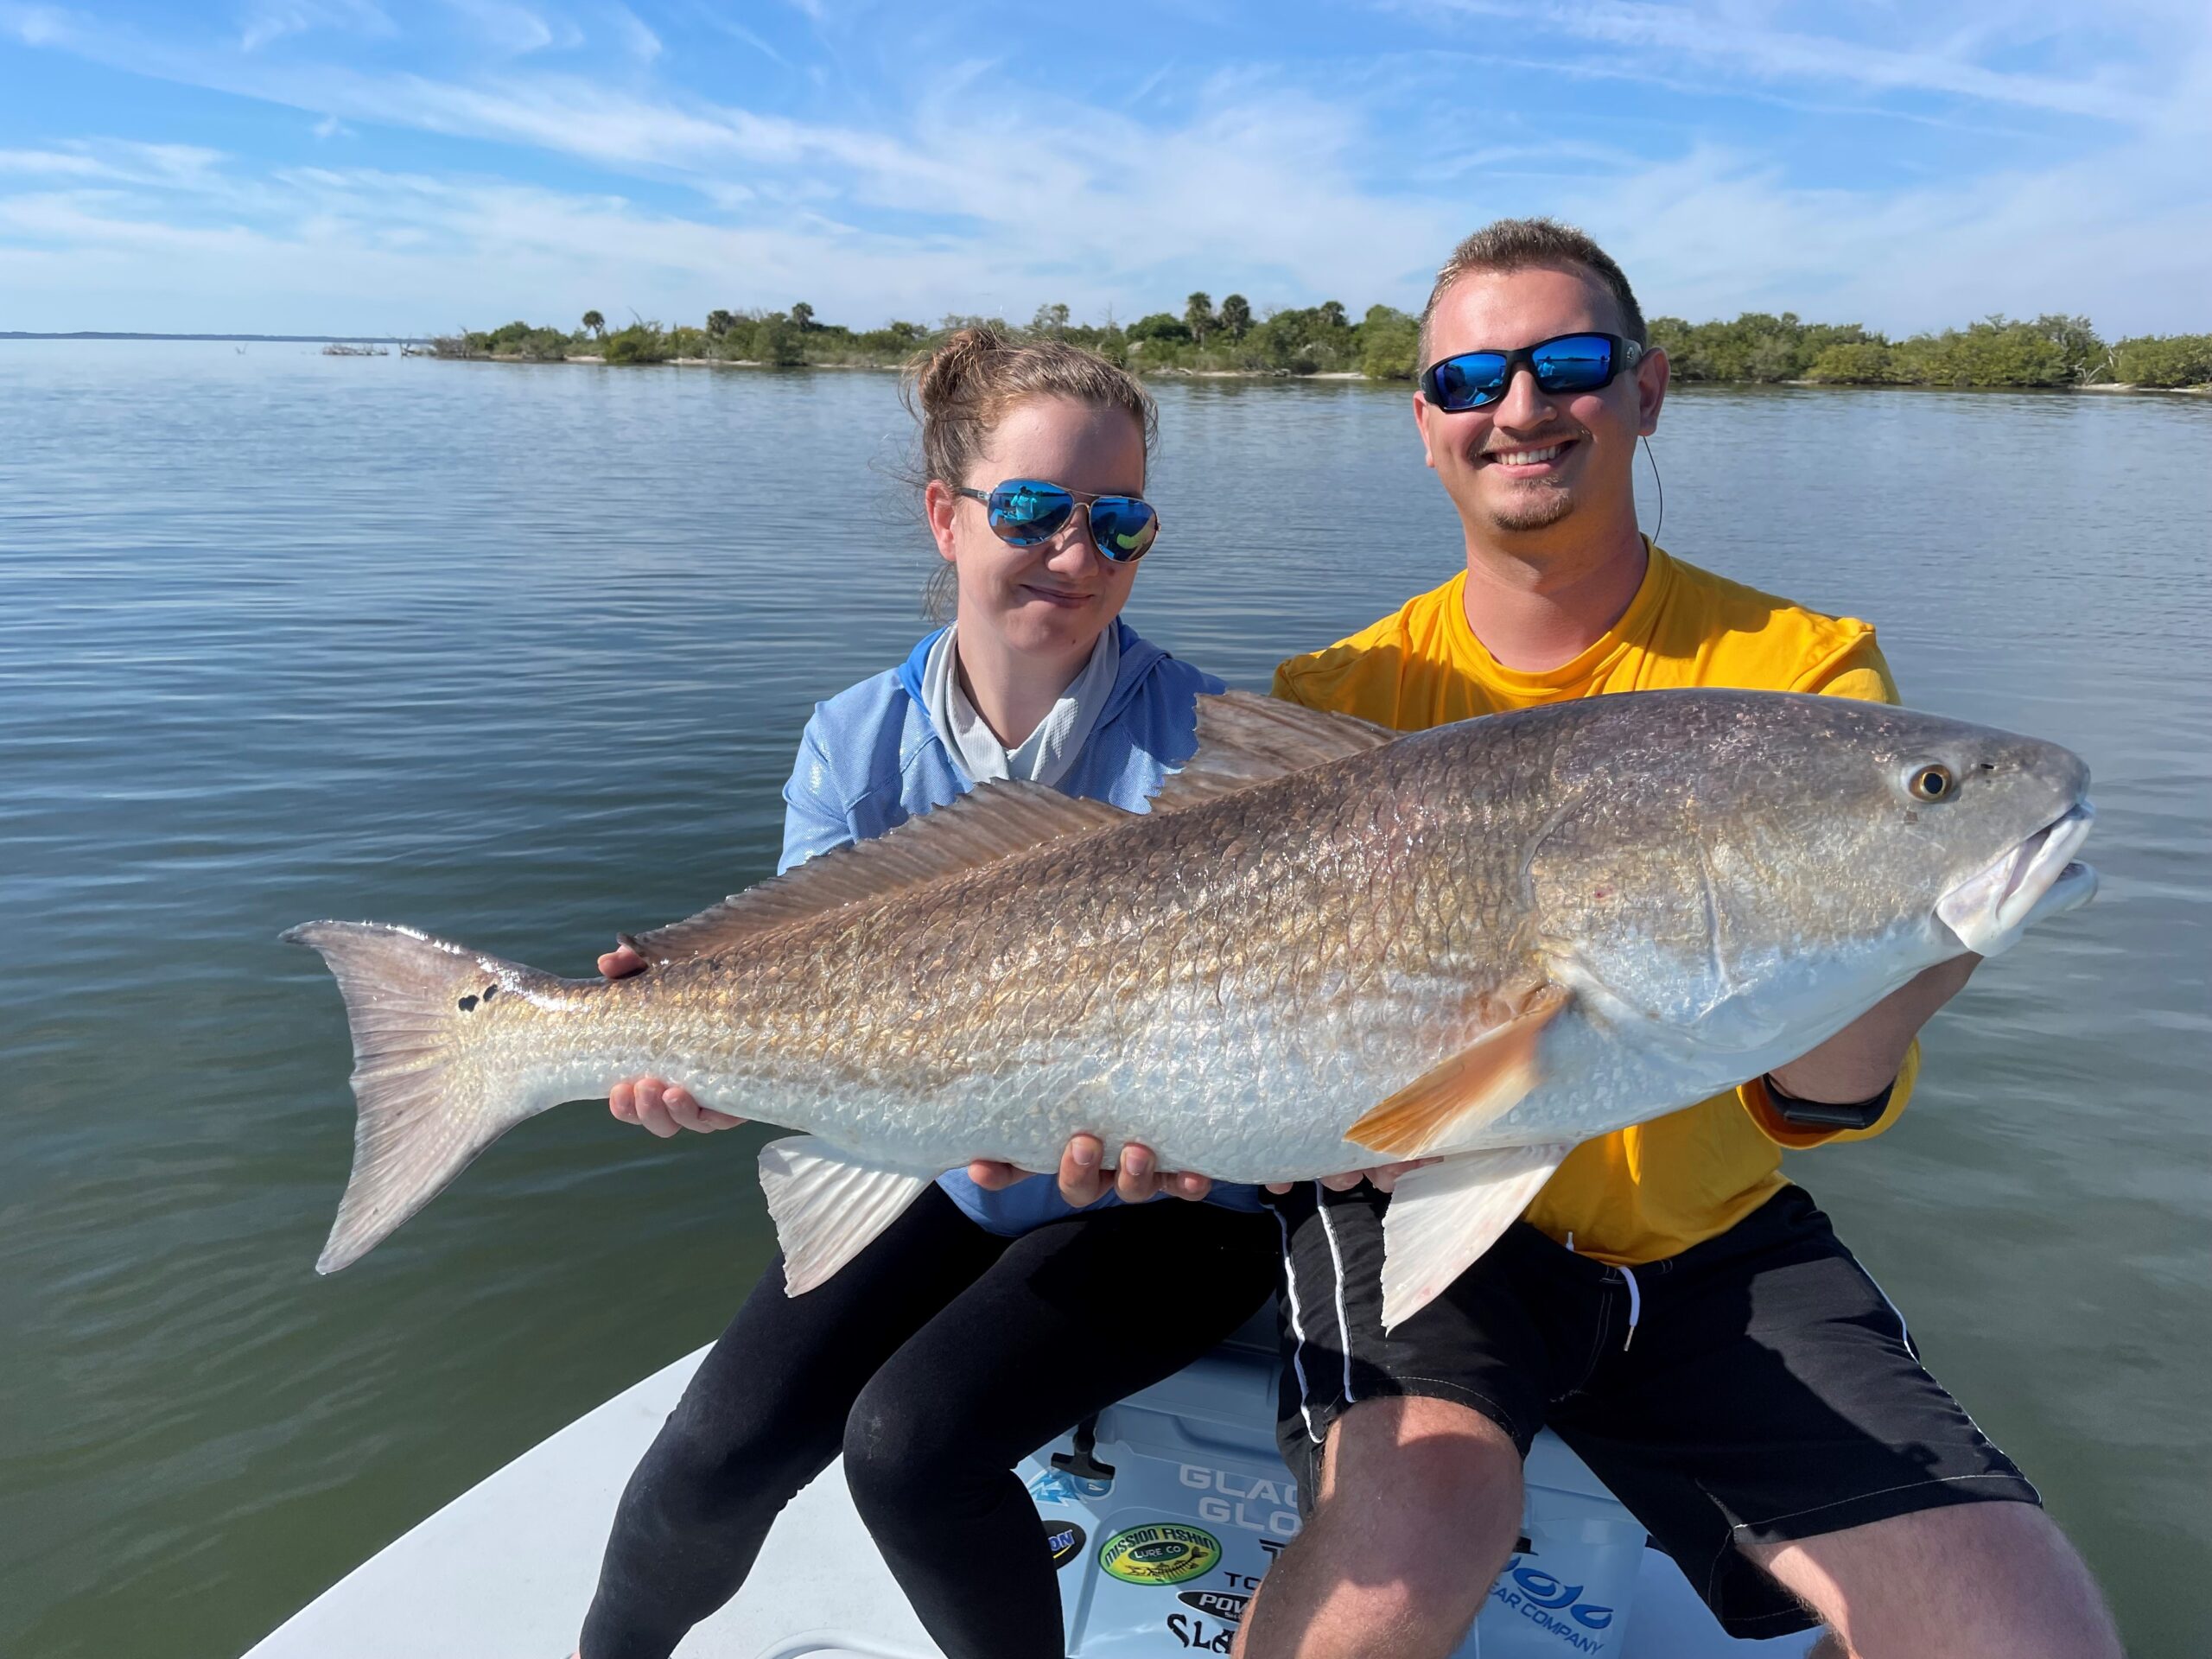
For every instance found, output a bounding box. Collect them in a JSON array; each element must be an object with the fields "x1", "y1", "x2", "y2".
[{"x1": 1936, "y1": 802, "x2": 2097, "y2": 957}]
